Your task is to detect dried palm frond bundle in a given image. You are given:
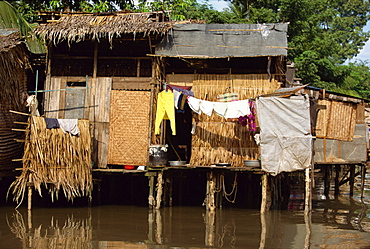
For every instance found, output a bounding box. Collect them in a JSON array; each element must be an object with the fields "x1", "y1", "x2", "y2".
[
  {"x1": 190, "y1": 74, "x2": 281, "y2": 166},
  {"x1": 8, "y1": 116, "x2": 92, "y2": 206},
  {"x1": 8, "y1": 211, "x2": 92, "y2": 249}
]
